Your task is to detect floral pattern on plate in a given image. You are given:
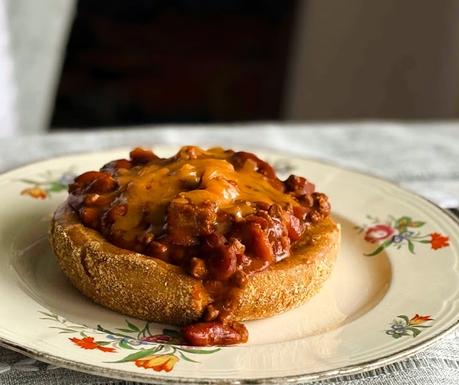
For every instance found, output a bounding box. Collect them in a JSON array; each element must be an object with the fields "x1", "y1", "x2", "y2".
[
  {"x1": 385, "y1": 314, "x2": 434, "y2": 339},
  {"x1": 356, "y1": 215, "x2": 449, "y2": 256},
  {"x1": 39, "y1": 311, "x2": 220, "y2": 373},
  {"x1": 19, "y1": 170, "x2": 75, "y2": 199}
]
